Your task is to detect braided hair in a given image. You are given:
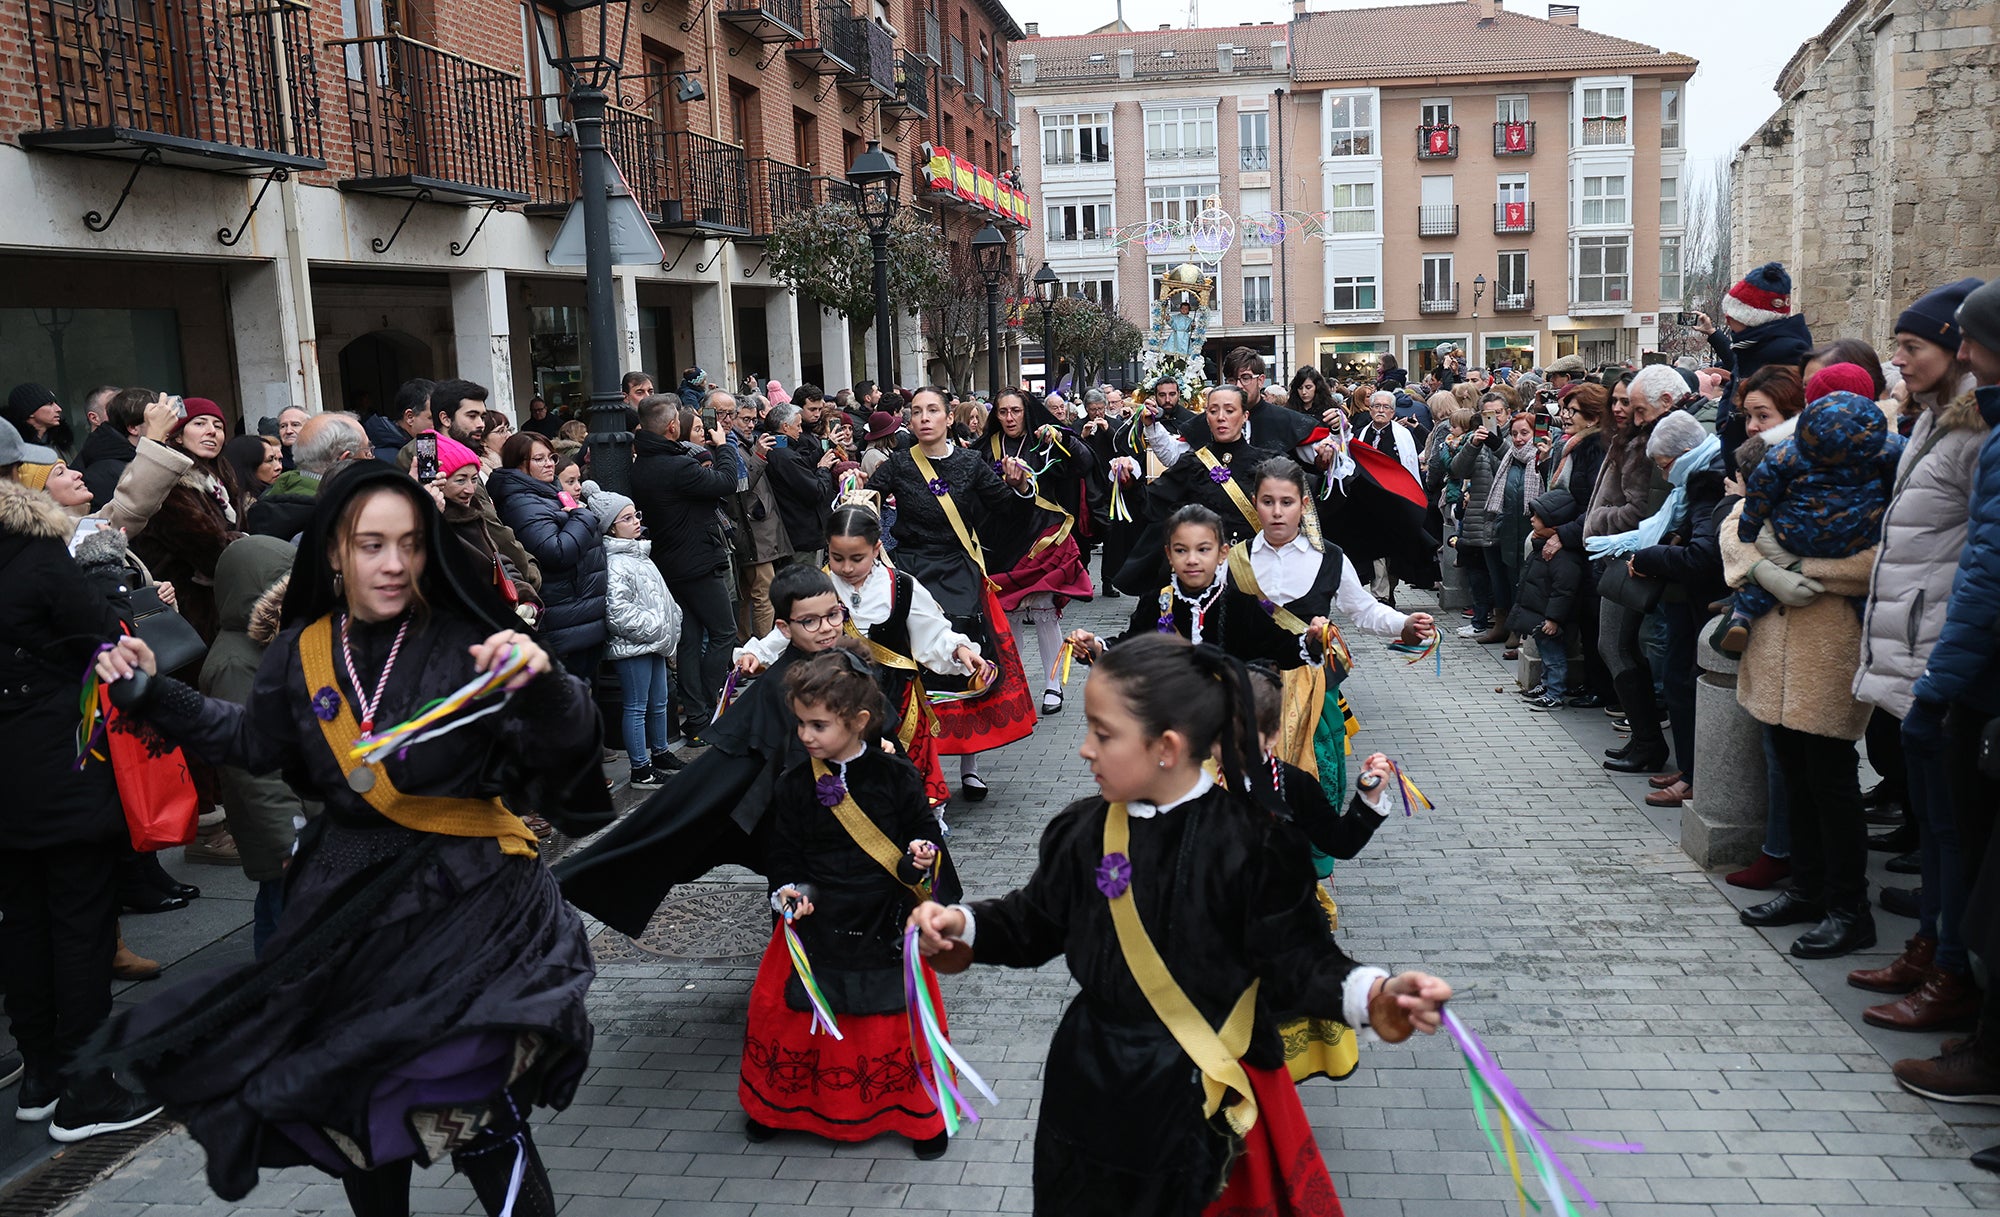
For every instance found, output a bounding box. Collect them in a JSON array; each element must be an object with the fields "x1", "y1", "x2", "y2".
[{"x1": 1094, "y1": 634, "x2": 1262, "y2": 798}]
